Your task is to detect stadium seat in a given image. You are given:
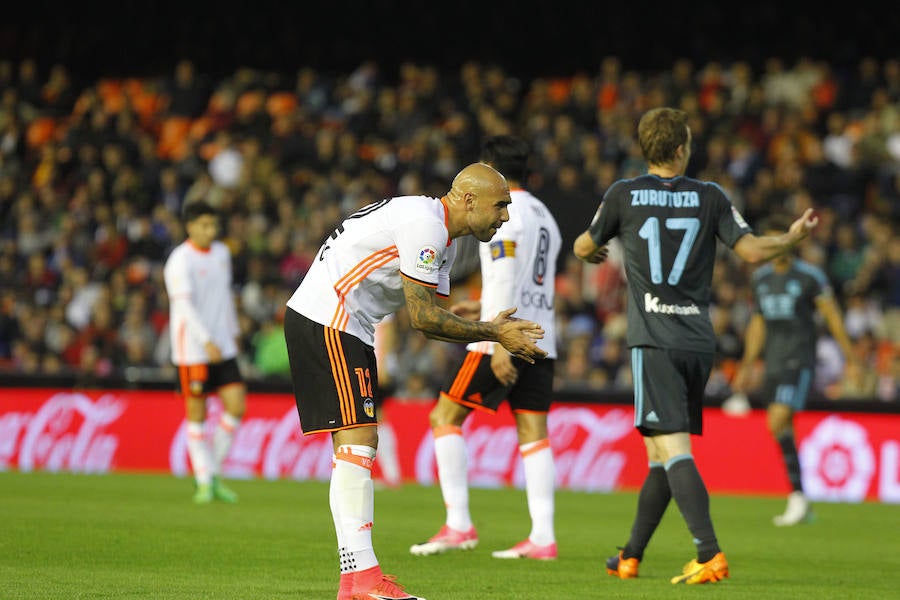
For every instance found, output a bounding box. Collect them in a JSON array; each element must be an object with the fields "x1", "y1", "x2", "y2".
[
  {"x1": 547, "y1": 79, "x2": 572, "y2": 105},
  {"x1": 189, "y1": 116, "x2": 212, "y2": 142},
  {"x1": 157, "y1": 116, "x2": 191, "y2": 160},
  {"x1": 236, "y1": 90, "x2": 265, "y2": 119},
  {"x1": 128, "y1": 80, "x2": 163, "y2": 126},
  {"x1": 266, "y1": 92, "x2": 297, "y2": 118},
  {"x1": 97, "y1": 79, "x2": 125, "y2": 114},
  {"x1": 26, "y1": 117, "x2": 56, "y2": 148}
]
